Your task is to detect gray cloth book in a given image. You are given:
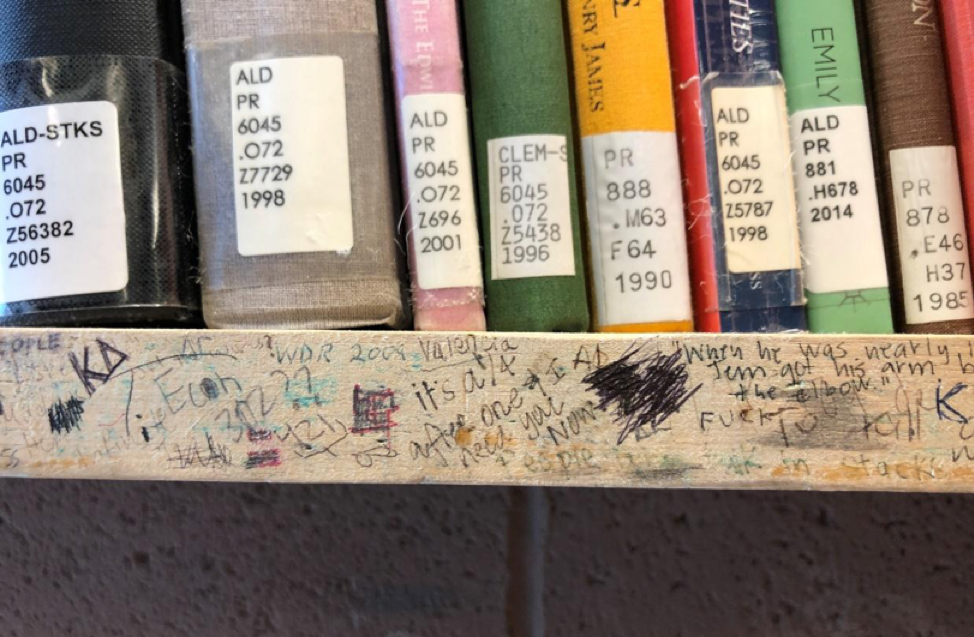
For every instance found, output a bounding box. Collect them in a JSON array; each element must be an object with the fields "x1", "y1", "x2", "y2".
[{"x1": 183, "y1": 0, "x2": 408, "y2": 329}]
